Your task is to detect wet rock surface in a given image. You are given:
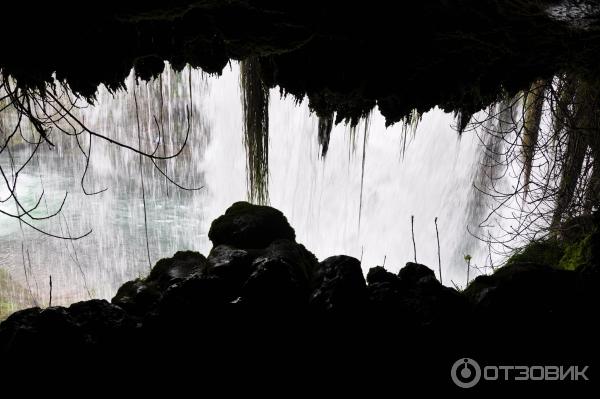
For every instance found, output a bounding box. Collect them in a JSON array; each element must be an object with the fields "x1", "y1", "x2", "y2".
[
  {"x1": 1, "y1": 202, "x2": 598, "y2": 390},
  {"x1": 208, "y1": 201, "x2": 296, "y2": 249},
  {"x1": 3, "y1": 1, "x2": 600, "y2": 126}
]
